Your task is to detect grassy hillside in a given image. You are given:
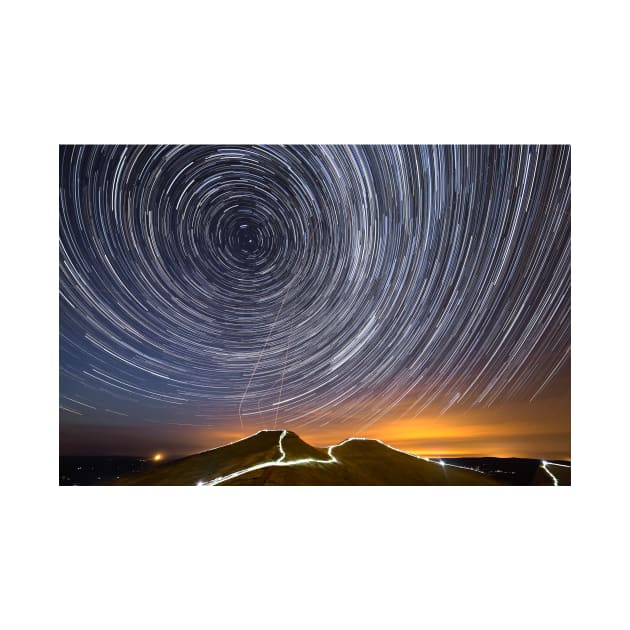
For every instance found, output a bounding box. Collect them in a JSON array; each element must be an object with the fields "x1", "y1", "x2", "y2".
[
  {"x1": 110, "y1": 430, "x2": 281, "y2": 486},
  {"x1": 110, "y1": 430, "x2": 502, "y2": 486}
]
